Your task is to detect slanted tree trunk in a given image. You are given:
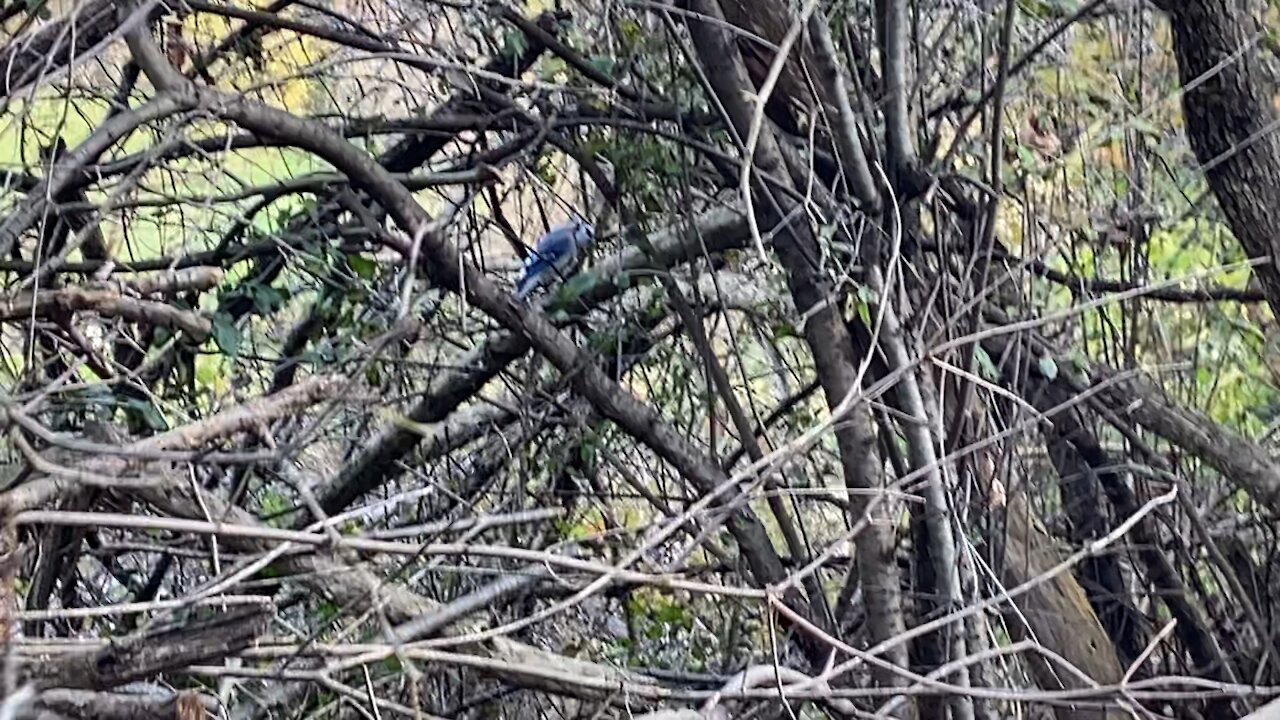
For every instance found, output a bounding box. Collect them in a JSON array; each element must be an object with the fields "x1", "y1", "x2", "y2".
[
  {"x1": 997, "y1": 492, "x2": 1126, "y2": 720},
  {"x1": 1155, "y1": 0, "x2": 1280, "y2": 318}
]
